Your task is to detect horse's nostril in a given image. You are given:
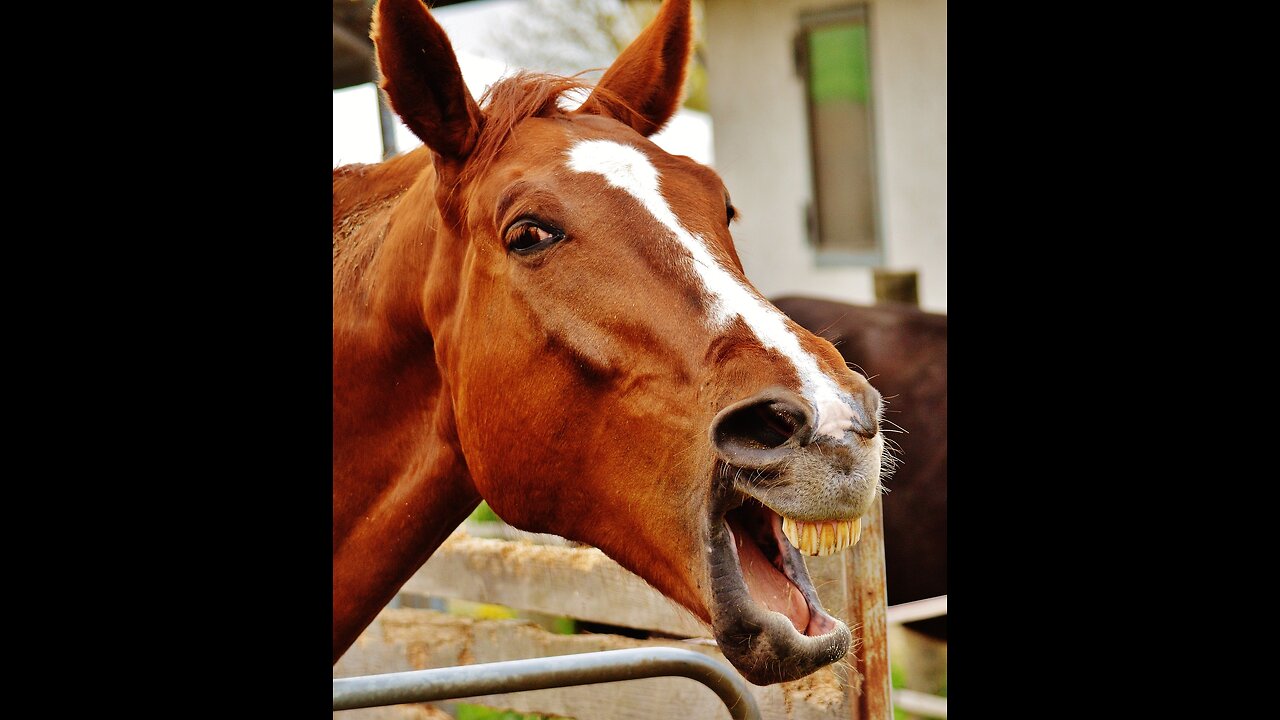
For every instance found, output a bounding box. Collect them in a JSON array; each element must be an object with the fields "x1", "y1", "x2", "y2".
[
  {"x1": 724, "y1": 402, "x2": 798, "y2": 449},
  {"x1": 760, "y1": 403, "x2": 802, "y2": 445},
  {"x1": 711, "y1": 389, "x2": 813, "y2": 469}
]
